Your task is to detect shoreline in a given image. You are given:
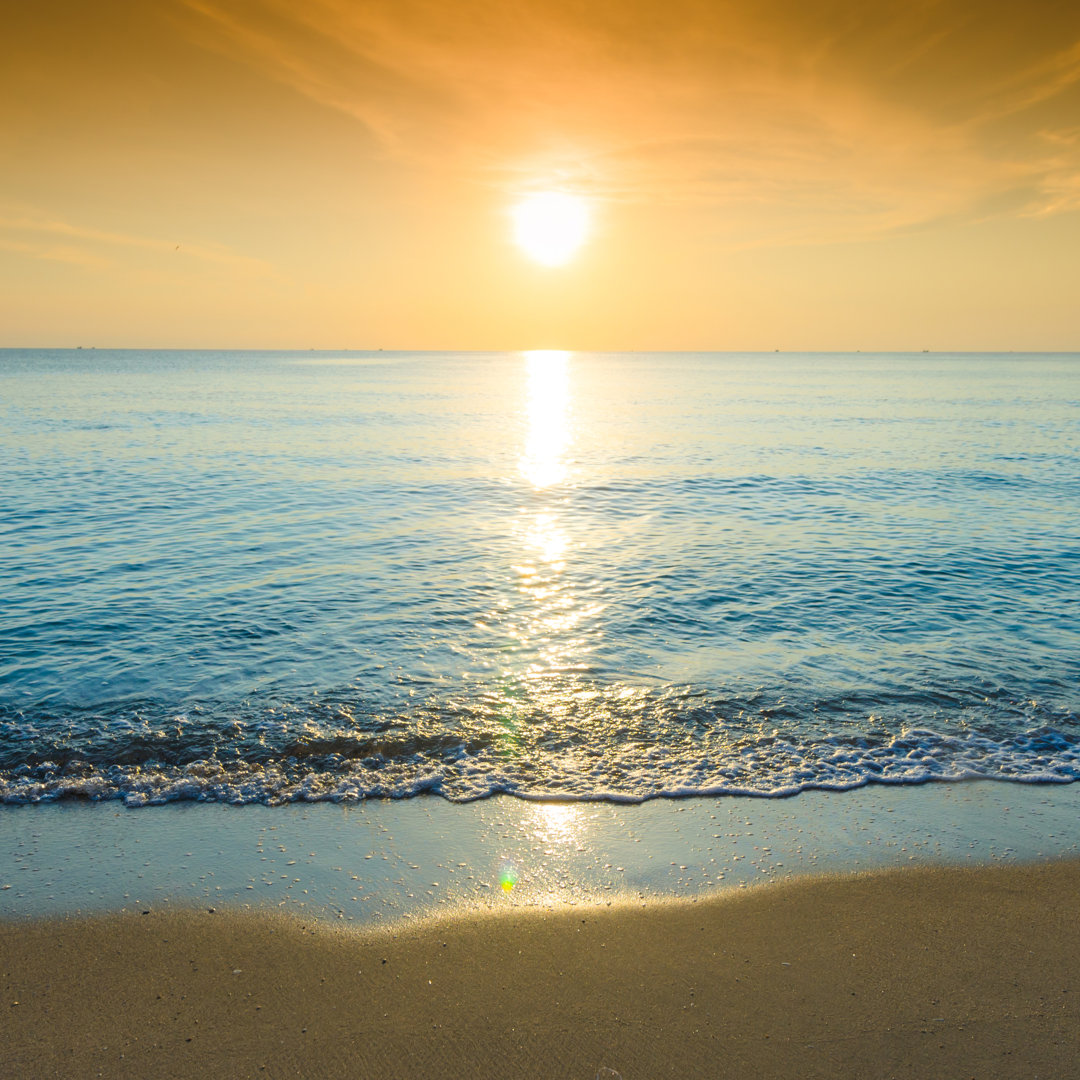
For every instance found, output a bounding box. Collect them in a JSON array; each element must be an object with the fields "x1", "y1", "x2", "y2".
[
  {"x1": 3, "y1": 779, "x2": 1080, "y2": 924},
  {"x1": 4, "y1": 858, "x2": 1079, "y2": 1079}
]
